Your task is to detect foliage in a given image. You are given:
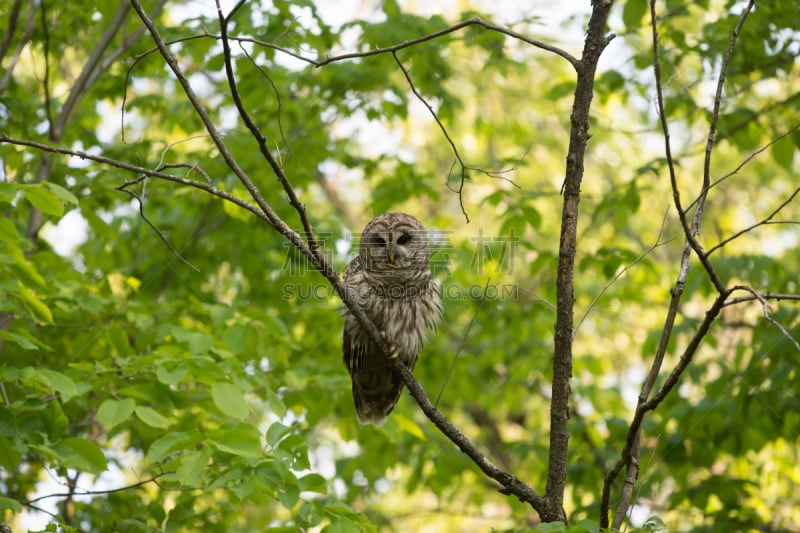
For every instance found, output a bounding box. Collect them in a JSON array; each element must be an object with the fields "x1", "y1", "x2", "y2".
[{"x1": 1, "y1": 0, "x2": 798, "y2": 532}]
